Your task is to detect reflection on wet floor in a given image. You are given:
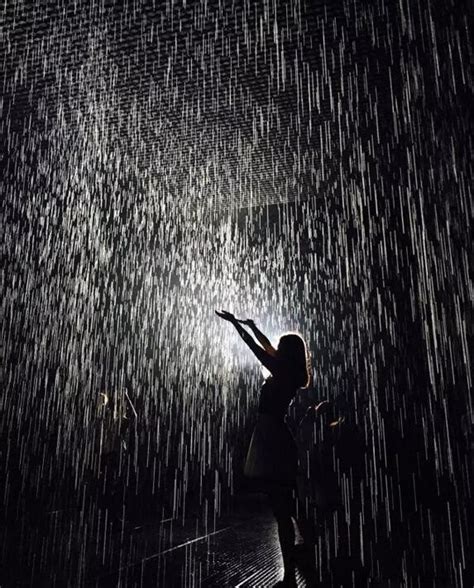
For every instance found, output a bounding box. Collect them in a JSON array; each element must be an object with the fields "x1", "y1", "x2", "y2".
[
  {"x1": 1, "y1": 489, "x2": 463, "y2": 587},
  {"x1": 106, "y1": 511, "x2": 285, "y2": 587},
  {"x1": 90, "y1": 497, "x2": 288, "y2": 587},
  {"x1": 2, "y1": 494, "x2": 284, "y2": 587}
]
